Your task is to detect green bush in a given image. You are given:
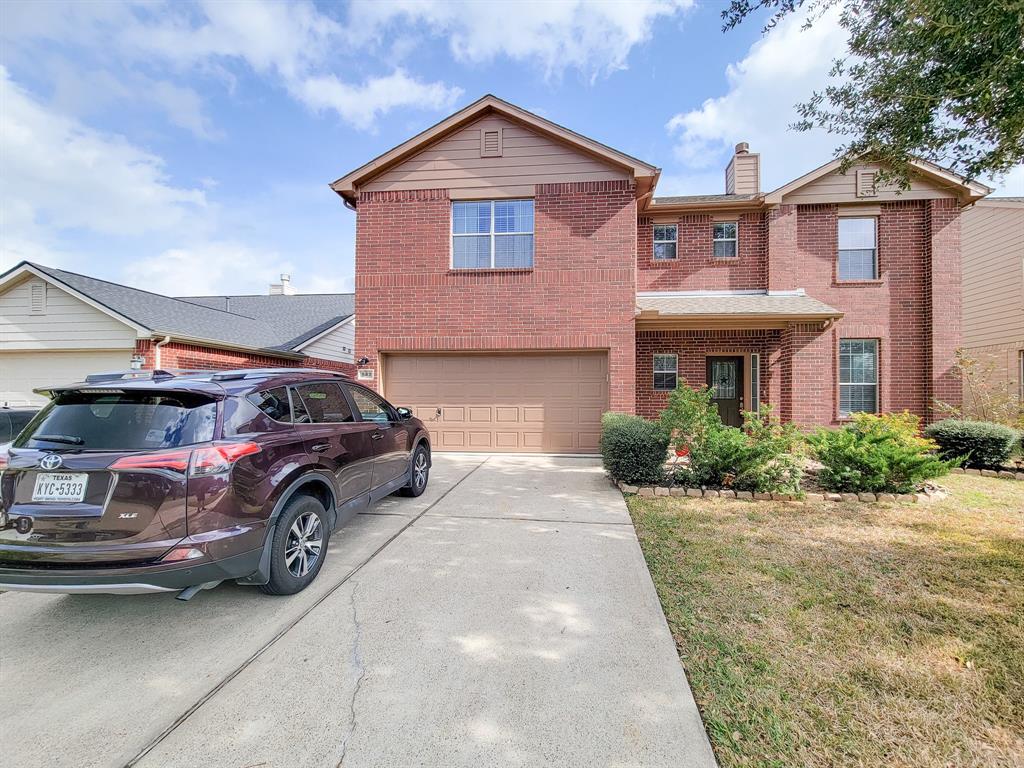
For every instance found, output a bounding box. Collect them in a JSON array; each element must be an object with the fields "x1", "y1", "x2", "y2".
[
  {"x1": 923, "y1": 419, "x2": 1018, "y2": 469},
  {"x1": 809, "y1": 412, "x2": 953, "y2": 493},
  {"x1": 661, "y1": 385, "x2": 804, "y2": 494},
  {"x1": 600, "y1": 412, "x2": 668, "y2": 485}
]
